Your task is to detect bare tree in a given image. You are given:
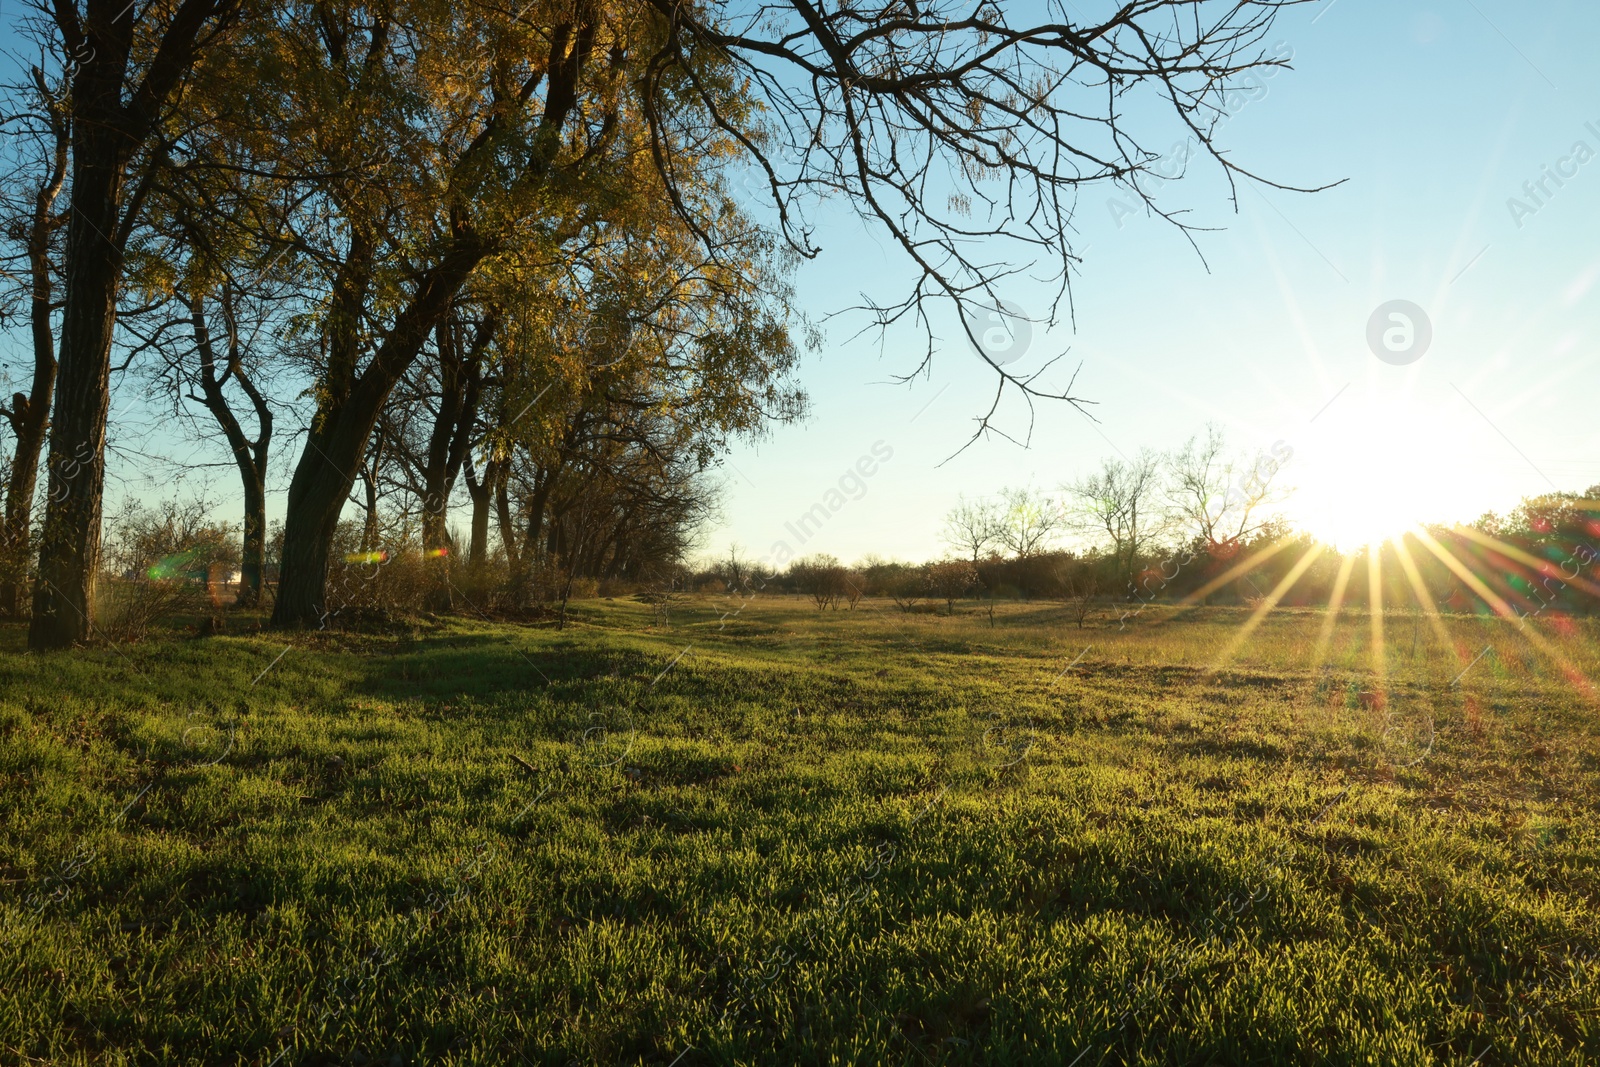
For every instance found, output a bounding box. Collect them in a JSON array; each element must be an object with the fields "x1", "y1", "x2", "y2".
[
  {"x1": 925, "y1": 558, "x2": 976, "y2": 616},
  {"x1": 179, "y1": 285, "x2": 275, "y2": 606},
  {"x1": 791, "y1": 554, "x2": 845, "y2": 610},
  {"x1": 996, "y1": 486, "x2": 1064, "y2": 560},
  {"x1": 723, "y1": 543, "x2": 748, "y2": 590},
  {"x1": 1066, "y1": 576, "x2": 1097, "y2": 630},
  {"x1": 1167, "y1": 425, "x2": 1292, "y2": 554},
  {"x1": 0, "y1": 63, "x2": 69, "y2": 617},
  {"x1": 942, "y1": 495, "x2": 1002, "y2": 565},
  {"x1": 1066, "y1": 451, "x2": 1169, "y2": 589},
  {"x1": 842, "y1": 569, "x2": 865, "y2": 611},
  {"x1": 886, "y1": 568, "x2": 924, "y2": 614}
]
